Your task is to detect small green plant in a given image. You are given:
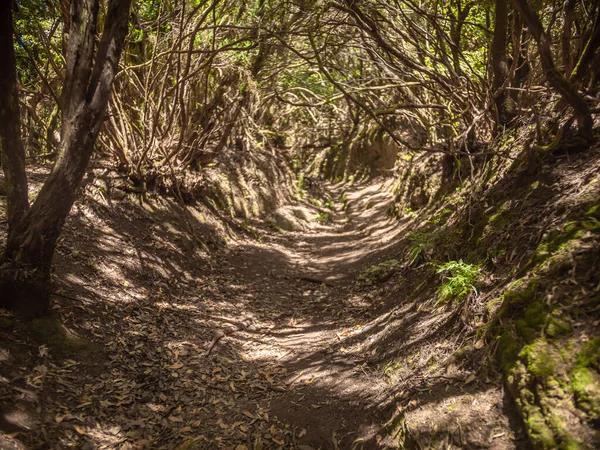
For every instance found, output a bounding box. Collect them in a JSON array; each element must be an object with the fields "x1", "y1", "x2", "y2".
[
  {"x1": 296, "y1": 172, "x2": 307, "y2": 198},
  {"x1": 408, "y1": 231, "x2": 436, "y2": 264},
  {"x1": 429, "y1": 208, "x2": 453, "y2": 225},
  {"x1": 404, "y1": 206, "x2": 417, "y2": 217},
  {"x1": 309, "y1": 197, "x2": 323, "y2": 207},
  {"x1": 436, "y1": 260, "x2": 482, "y2": 302},
  {"x1": 314, "y1": 211, "x2": 331, "y2": 224}
]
